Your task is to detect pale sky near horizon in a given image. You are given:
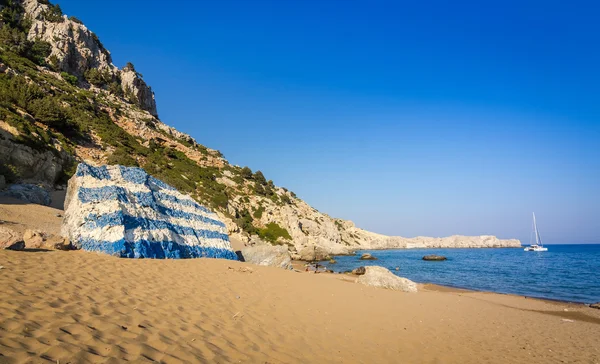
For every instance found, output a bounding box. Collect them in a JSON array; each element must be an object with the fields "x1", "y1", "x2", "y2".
[{"x1": 56, "y1": 0, "x2": 599, "y2": 244}]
